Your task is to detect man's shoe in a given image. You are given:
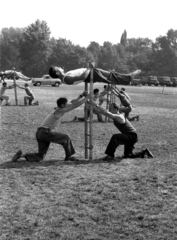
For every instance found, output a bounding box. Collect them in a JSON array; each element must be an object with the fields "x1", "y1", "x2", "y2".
[
  {"x1": 64, "y1": 156, "x2": 77, "y2": 161},
  {"x1": 145, "y1": 149, "x2": 154, "y2": 158},
  {"x1": 131, "y1": 70, "x2": 141, "y2": 79},
  {"x1": 102, "y1": 155, "x2": 114, "y2": 161},
  {"x1": 12, "y1": 150, "x2": 22, "y2": 162},
  {"x1": 72, "y1": 116, "x2": 78, "y2": 122}
]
